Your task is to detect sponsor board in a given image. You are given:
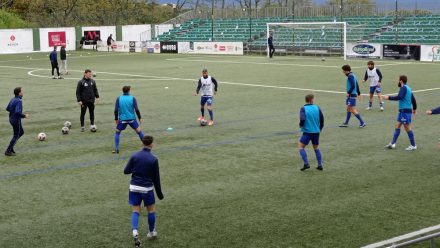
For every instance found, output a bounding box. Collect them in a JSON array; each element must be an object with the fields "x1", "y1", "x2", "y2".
[
  {"x1": 420, "y1": 45, "x2": 440, "y2": 62},
  {"x1": 383, "y1": 44, "x2": 420, "y2": 60},
  {"x1": 48, "y1": 31, "x2": 66, "y2": 47},
  {"x1": 0, "y1": 29, "x2": 33, "y2": 54},
  {"x1": 160, "y1": 41, "x2": 178, "y2": 53},
  {"x1": 192, "y1": 42, "x2": 243, "y2": 55},
  {"x1": 84, "y1": 30, "x2": 101, "y2": 45},
  {"x1": 129, "y1": 41, "x2": 136, "y2": 53},
  {"x1": 346, "y1": 43, "x2": 382, "y2": 58}
]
